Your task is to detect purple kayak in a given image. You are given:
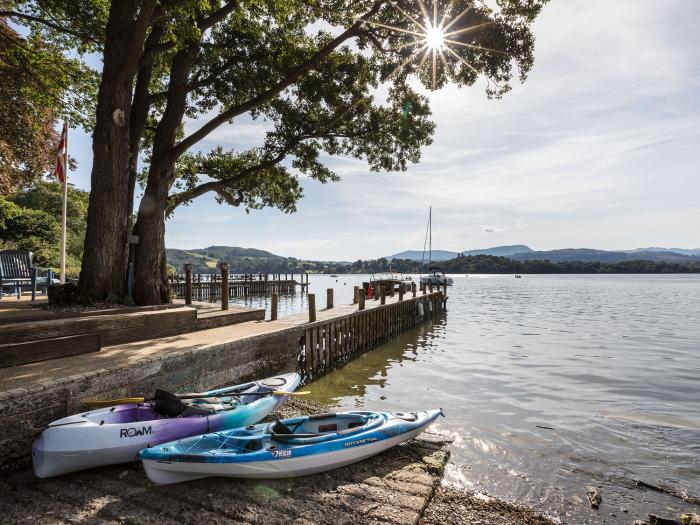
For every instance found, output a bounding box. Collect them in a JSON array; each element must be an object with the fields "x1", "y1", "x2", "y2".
[{"x1": 32, "y1": 372, "x2": 301, "y2": 478}]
